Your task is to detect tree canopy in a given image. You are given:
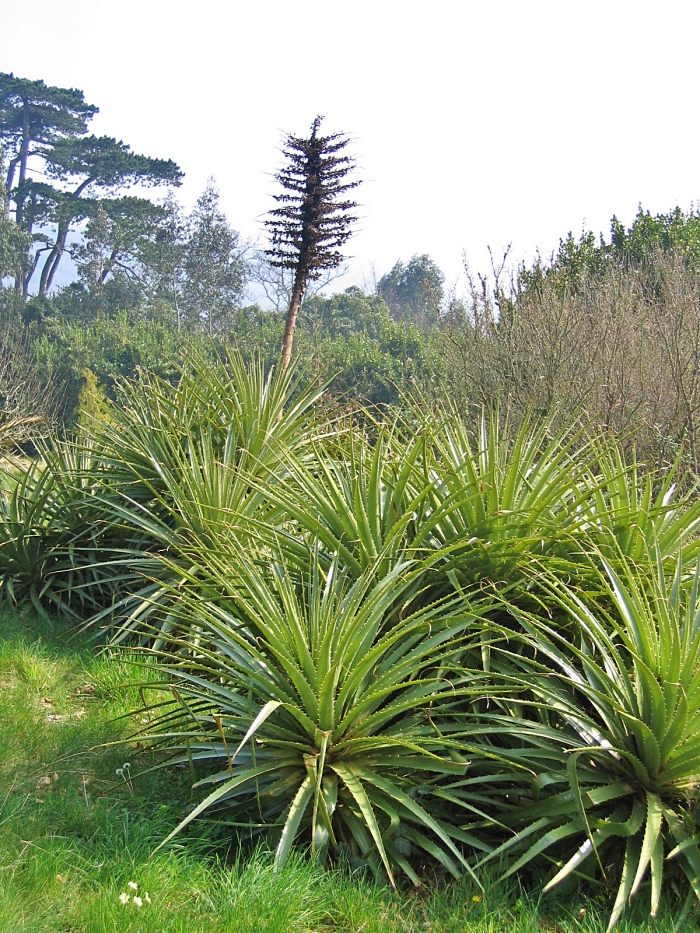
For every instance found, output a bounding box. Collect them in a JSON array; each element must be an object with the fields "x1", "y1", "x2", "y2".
[
  {"x1": 378, "y1": 253, "x2": 444, "y2": 328},
  {"x1": 0, "y1": 71, "x2": 182, "y2": 298},
  {"x1": 183, "y1": 180, "x2": 248, "y2": 334}
]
